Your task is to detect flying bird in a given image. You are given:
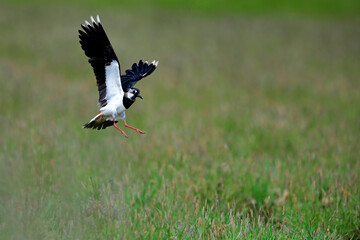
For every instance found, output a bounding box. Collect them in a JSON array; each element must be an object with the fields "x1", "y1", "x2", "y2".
[{"x1": 78, "y1": 15, "x2": 158, "y2": 137}]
